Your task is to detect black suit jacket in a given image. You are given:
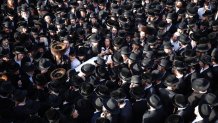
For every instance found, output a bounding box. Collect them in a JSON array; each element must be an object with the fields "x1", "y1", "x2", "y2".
[
  {"x1": 142, "y1": 107, "x2": 168, "y2": 123},
  {"x1": 132, "y1": 99, "x2": 149, "y2": 123}
]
